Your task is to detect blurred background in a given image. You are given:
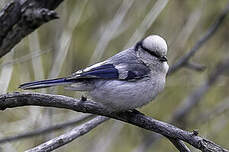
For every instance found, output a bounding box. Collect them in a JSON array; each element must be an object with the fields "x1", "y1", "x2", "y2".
[{"x1": 0, "y1": 0, "x2": 229, "y2": 151}]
